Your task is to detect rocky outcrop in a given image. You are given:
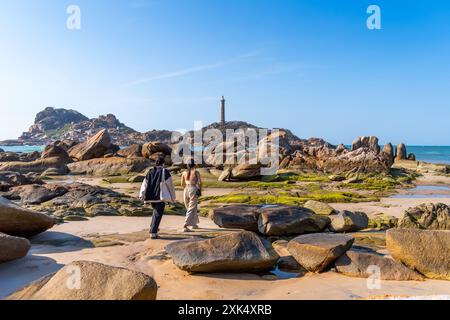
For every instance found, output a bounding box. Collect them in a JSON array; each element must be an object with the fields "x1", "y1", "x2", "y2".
[
  {"x1": 0, "y1": 171, "x2": 42, "y2": 192},
  {"x1": 7, "y1": 261, "x2": 158, "y2": 300},
  {"x1": 335, "y1": 250, "x2": 424, "y2": 281},
  {"x1": 32, "y1": 183, "x2": 151, "y2": 218},
  {"x1": 210, "y1": 205, "x2": 261, "y2": 232},
  {"x1": 395, "y1": 143, "x2": 407, "y2": 161},
  {"x1": 17, "y1": 107, "x2": 140, "y2": 146},
  {"x1": 0, "y1": 232, "x2": 31, "y2": 263},
  {"x1": 386, "y1": 228, "x2": 450, "y2": 280},
  {"x1": 0, "y1": 157, "x2": 69, "y2": 174},
  {"x1": 2, "y1": 184, "x2": 68, "y2": 205},
  {"x1": 165, "y1": 231, "x2": 279, "y2": 273},
  {"x1": 304, "y1": 200, "x2": 336, "y2": 216},
  {"x1": 117, "y1": 144, "x2": 143, "y2": 158},
  {"x1": 287, "y1": 233, "x2": 354, "y2": 272},
  {"x1": 0, "y1": 196, "x2": 55, "y2": 237},
  {"x1": 329, "y1": 211, "x2": 369, "y2": 232},
  {"x1": 68, "y1": 129, "x2": 119, "y2": 161},
  {"x1": 398, "y1": 203, "x2": 450, "y2": 230},
  {"x1": 258, "y1": 206, "x2": 329, "y2": 236},
  {"x1": 67, "y1": 157, "x2": 151, "y2": 176}
]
